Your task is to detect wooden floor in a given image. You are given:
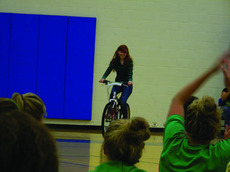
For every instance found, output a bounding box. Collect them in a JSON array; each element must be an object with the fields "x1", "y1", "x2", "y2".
[{"x1": 51, "y1": 130, "x2": 163, "y2": 172}]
